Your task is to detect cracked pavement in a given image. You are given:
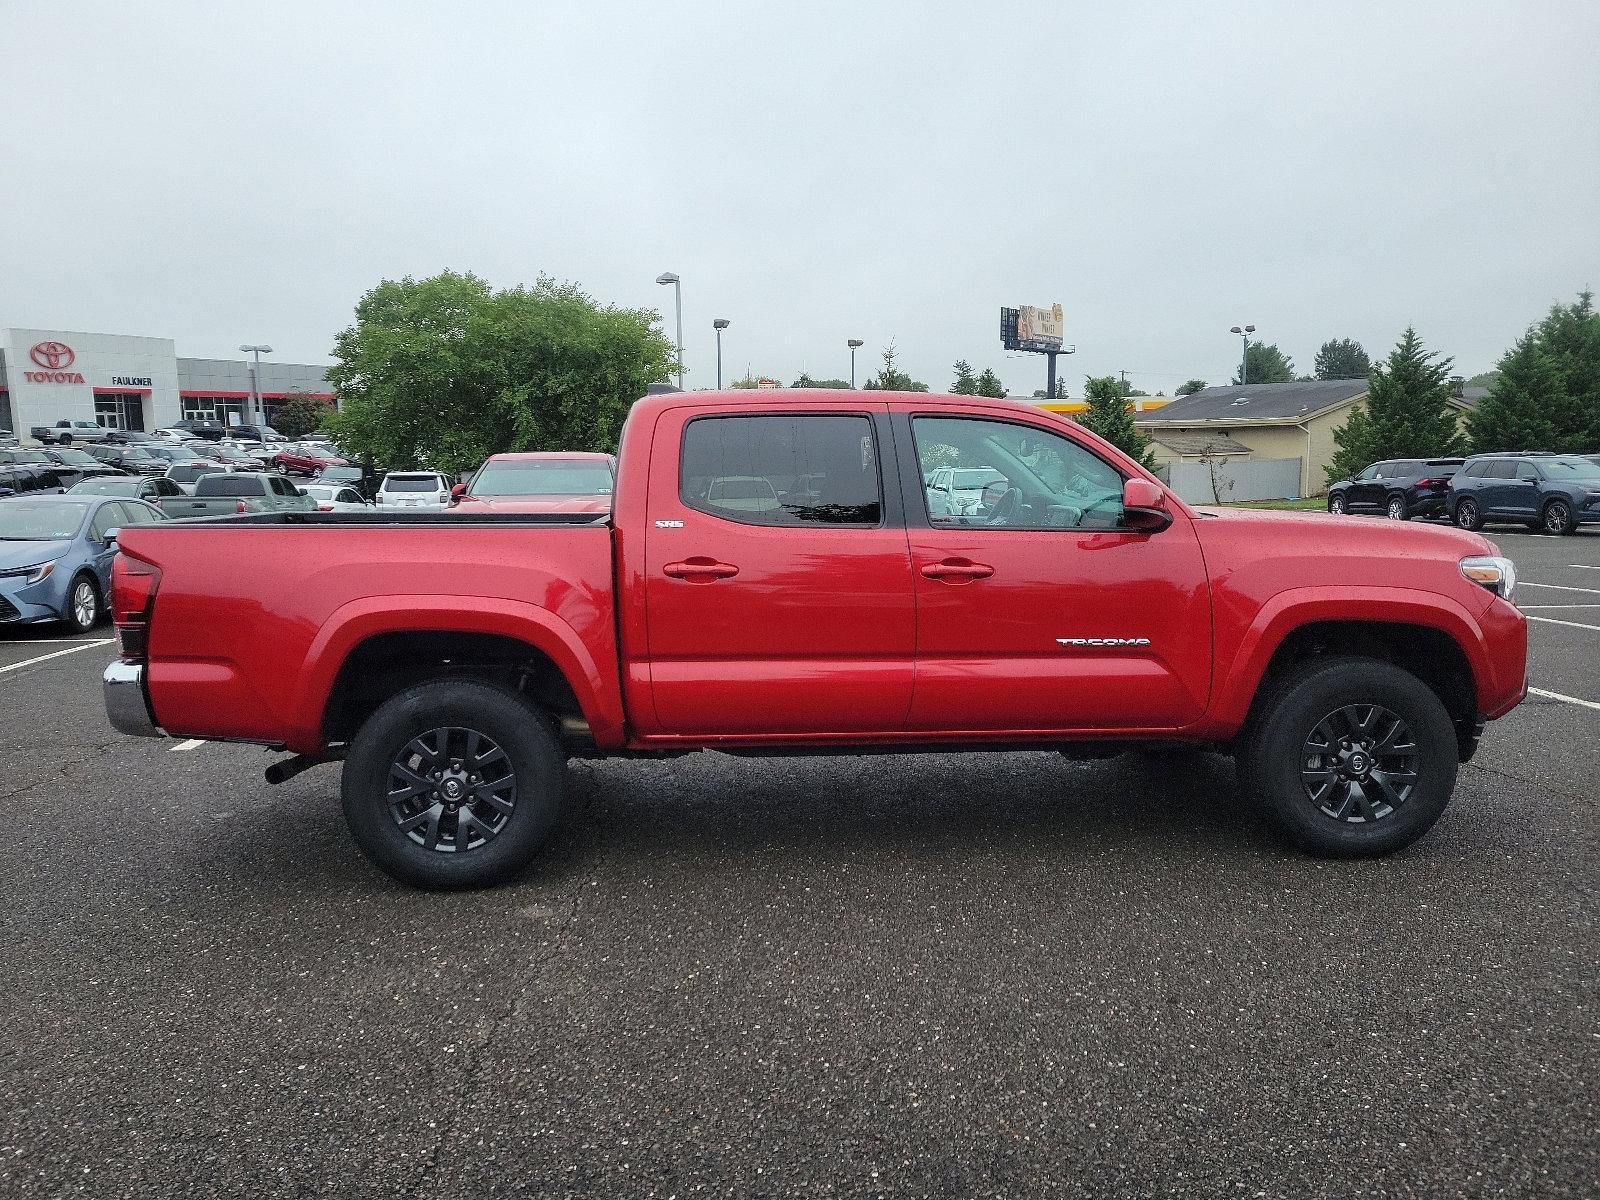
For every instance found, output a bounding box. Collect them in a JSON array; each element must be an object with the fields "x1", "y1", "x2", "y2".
[{"x1": 1, "y1": 531, "x2": 1596, "y2": 1198}]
